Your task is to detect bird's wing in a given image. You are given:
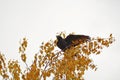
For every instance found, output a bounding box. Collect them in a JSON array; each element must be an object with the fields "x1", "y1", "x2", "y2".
[{"x1": 65, "y1": 34, "x2": 90, "y2": 43}]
